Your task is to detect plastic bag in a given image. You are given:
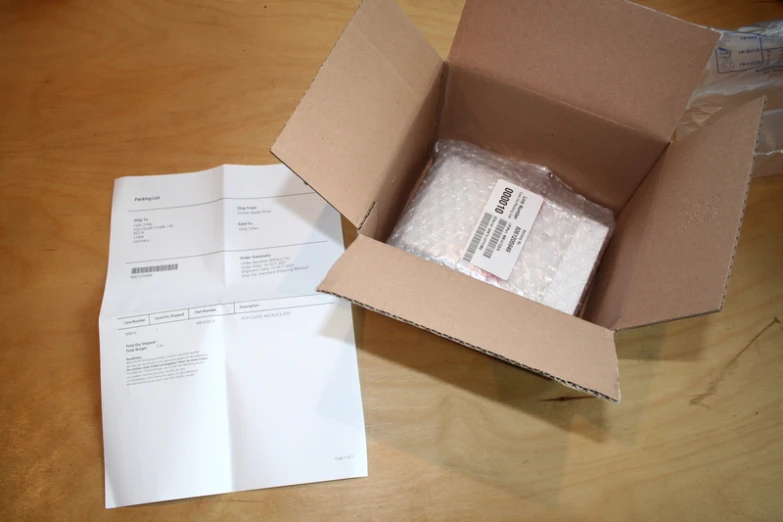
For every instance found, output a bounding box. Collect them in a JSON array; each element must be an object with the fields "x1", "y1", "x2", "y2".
[
  {"x1": 677, "y1": 20, "x2": 783, "y2": 177},
  {"x1": 387, "y1": 140, "x2": 614, "y2": 316}
]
